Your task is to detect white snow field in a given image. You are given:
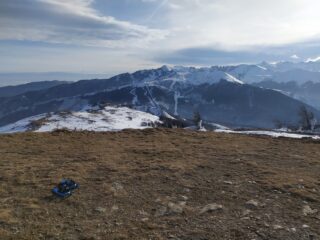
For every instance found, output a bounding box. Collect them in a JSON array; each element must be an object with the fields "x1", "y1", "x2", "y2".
[
  {"x1": 215, "y1": 129, "x2": 320, "y2": 140},
  {"x1": 0, "y1": 106, "x2": 160, "y2": 133}
]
